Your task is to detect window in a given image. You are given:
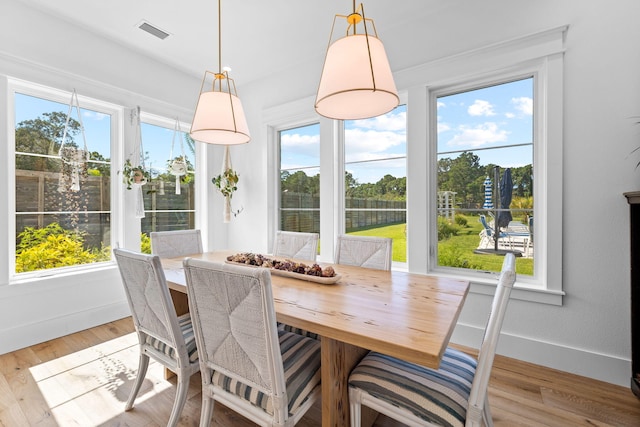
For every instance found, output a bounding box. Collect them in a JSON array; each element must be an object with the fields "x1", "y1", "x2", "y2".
[
  {"x1": 279, "y1": 123, "x2": 320, "y2": 234},
  {"x1": 344, "y1": 105, "x2": 407, "y2": 263},
  {"x1": 13, "y1": 88, "x2": 115, "y2": 275},
  {"x1": 436, "y1": 78, "x2": 533, "y2": 275},
  {"x1": 416, "y1": 26, "x2": 565, "y2": 304},
  {"x1": 139, "y1": 117, "x2": 197, "y2": 236}
]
